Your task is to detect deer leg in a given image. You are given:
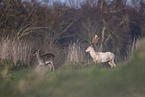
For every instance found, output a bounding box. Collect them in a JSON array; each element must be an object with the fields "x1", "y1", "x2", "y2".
[
  {"x1": 39, "y1": 63, "x2": 44, "y2": 69},
  {"x1": 43, "y1": 64, "x2": 45, "y2": 69},
  {"x1": 50, "y1": 61, "x2": 54, "y2": 71},
  {"x1": 48, "y1": 64, "x2": 52, "y2": 71},
  {"x1": 94, "y1": 60, "x2": 97, "y2": 64},
  {"x1": 52, "y1": 66, "x2": 54, "y2": 71},
  {"x1": 51, "y1": 62, "x2": 54, "y2": 71},
  {"x1": 111, "y1": 55, "x2": 116, "y2": 67},
  {"x1": 112, "y1": 60, "x2": 116, "y2": 67},
  {"x1": 108, "y1": 62, "x2": 113, "y2": 68}
]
